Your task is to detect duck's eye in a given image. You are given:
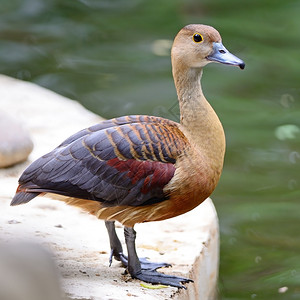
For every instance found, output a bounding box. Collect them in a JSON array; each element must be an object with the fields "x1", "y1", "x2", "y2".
[{"x1": 193, "y1": 33, "x2": 203, "y2": 43}]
